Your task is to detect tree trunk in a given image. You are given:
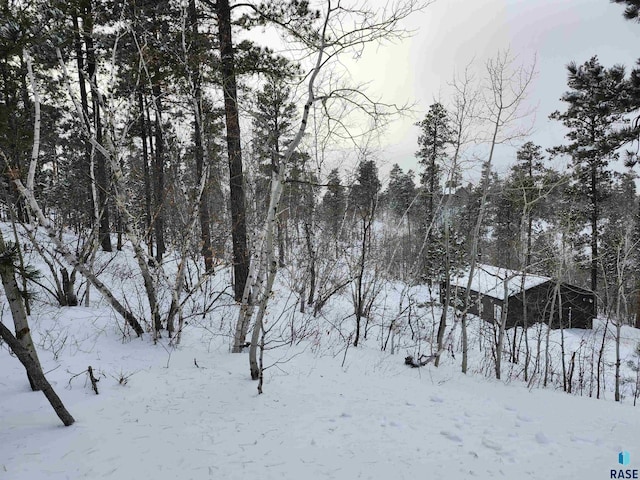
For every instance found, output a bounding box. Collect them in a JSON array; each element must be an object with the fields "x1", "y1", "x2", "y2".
[
  {"x1": 590, "y1": 162, "x2": 598, "y2": 296},
  {"x1": 249, "y1": 259, "x2": 277, "y2": 380},
  {"x1": 522, "y1": 279, "x2": 530, "y2": 382},
  {"x1": 248, "y1": 162, "x2": 285, "y2": 376},
  {"x1": 435, "y1": 223, "x2": 450, "y2": 367},
  {"x1": 353, "y1": 214, "x2": 371, "y2": 348},
  {"x1": 495, "y1": 278, "x2": 510, "y2": 380},
  {"x1": 189, "y1": 0, "x2": 214, "y2": 272},
  {"x1": 615, "y1": 259, "x2": 624, "y2": 402},
  {"x1": 544, "y1": 288, "x2": 557, "y2": 388},
  {"x1": 152, "y1": 83, "x2": 165, "y2": 262},
  {"x1": 216, "y1": 0, "x2": 249, "y2": 300},
  {"x1": 0, "y1": 232, "x2": 43, "y2": 390},
  {"x1": 166, "y1": 161, "x2": 209, "y2": 339},
  {"x1": 596, "y1": 315, "x2": 609, "y2": 399},
  {"x1": 0, "y1": 321, "x2": 75, "y2": 426},
  {"x1": 277, "y1": 218, "x2": 285, "y2": 267},
  {"x1": 71, "y1": 12, "x2": 94, "y2": 222},
  {"x1": 138, "y1": 90, "x2": 154, "y2": 257},
  {"x1": 558, "y1": 285, "x2": 567, "y2": 391},
  {"x1": 303, "y1": 209, "x2": 316, "y2": 306},
  {"x1": 83, "y1": 1, "x2": 112, "y2": 252},
  {"x1": 13, "y1": 176, "x2": 145, "y2": 336}
]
